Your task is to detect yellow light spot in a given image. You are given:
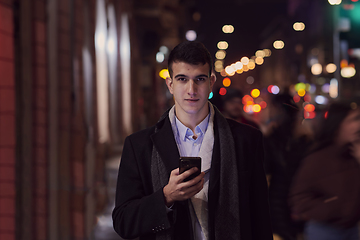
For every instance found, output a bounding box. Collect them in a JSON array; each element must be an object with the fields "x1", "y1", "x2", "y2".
[
  {"x1": 236, "y1": 68, "x2": 243, "y2": 74},
  {"x1": 255, "y1": 57, "x2": 264, "y2": 65},
  {"x1": 263, "y1": 49, "x2": 272, "y2": 57},
  {"x1": 253, "y1": 104, "x2": 261, "y2": 113},
  {"x1": 223, "y1": 78, "x2": 231, "y2": 87},
  {"x1": 311, "y1": 63, "x2": 322, "y2": 75},
  {"x1": 255, "y1": 50, "x2": 265, "y2": 58},
  {"x1": 251, "y1": 89, "x2": 260, "y2": 98},
  {"x1": 217, "y1": 41, "x2": 229, "y2": 50},
  {"x1": 225, "y1": 65, "x2": 236, "y2": 75},
  {"x1": 159, "y1": 69, "x2": 170, "y2": 79},
  {"x1": 273, "y1": 40, "x2": 285, "y2": 49},
  {"x1": 216, "y1": 50, "x2": 226, "y2": 60},
  {"x1": 241, "y1": 57, "x2": 249, "y2": 65},
  {"x1": 248, "y1": 62, "x2": 256, "y2": 70},
  {"x1": 293, "y1": 22, "x2": 305, "y2": 31},
  {"x1": 298, "y1": 89, "x2": 306, "y2": 97},
  {"x1": 234, "y1": 61, "x2": 243, "y2": 70},
  {"x1": 326, "y1": 63, "x2": 337, "y2": 73}
]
